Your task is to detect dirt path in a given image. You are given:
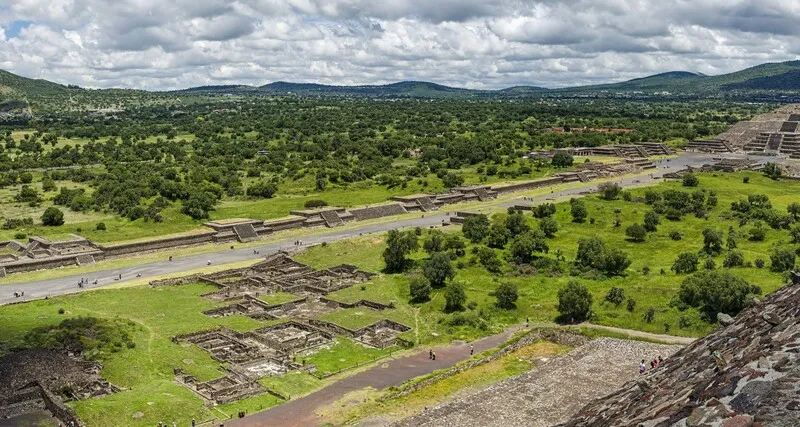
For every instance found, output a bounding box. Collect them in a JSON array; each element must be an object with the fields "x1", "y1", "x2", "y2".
[{"x1": 226, "y1": 324, "x2": 695, "y2": 427}]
